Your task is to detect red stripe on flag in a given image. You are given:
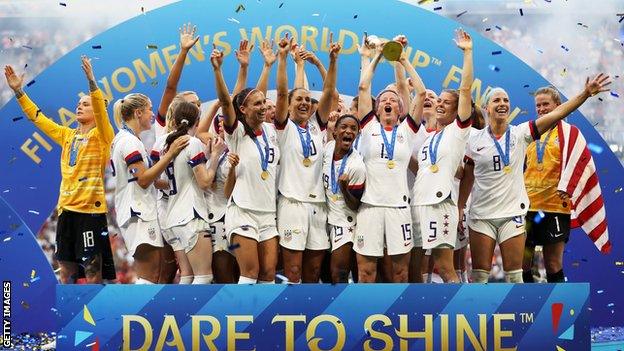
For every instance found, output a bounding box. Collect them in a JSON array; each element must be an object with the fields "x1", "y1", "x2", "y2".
[
  {"x1": 576, "y1": 195, "x2": 604, "y2": 229},
  {"x1": 565, "y1": 125, "x2": 579, "y2": 164},
  {"x1": 566, "y1": 148, "x2": 591, "y2": 196}
]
